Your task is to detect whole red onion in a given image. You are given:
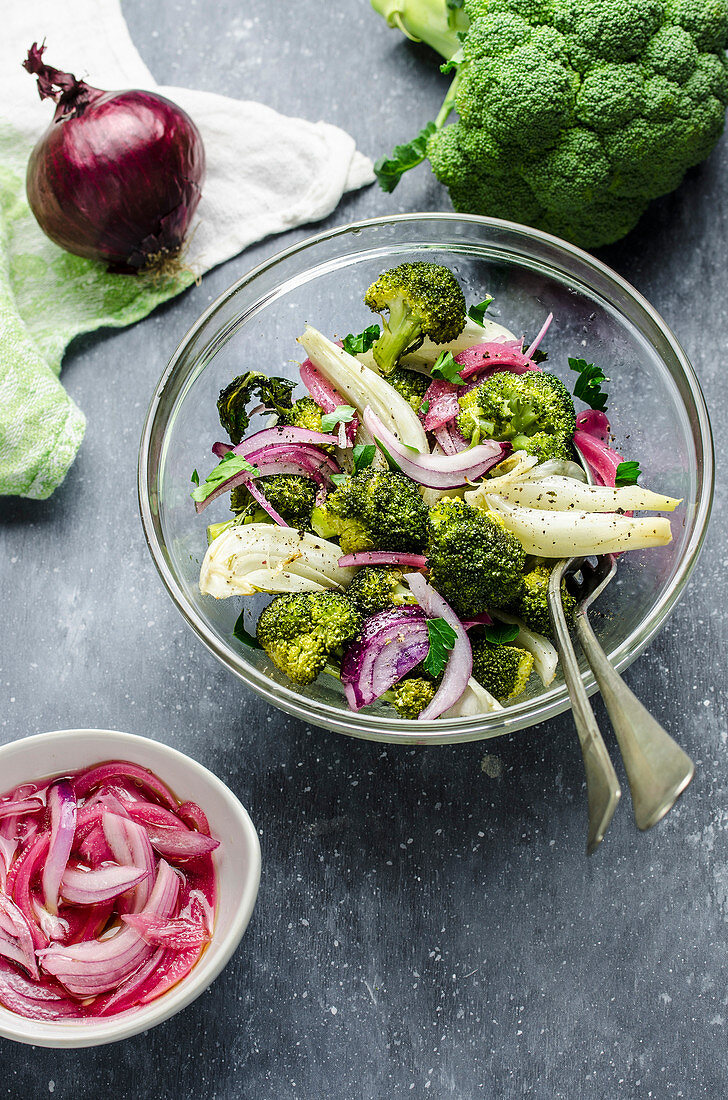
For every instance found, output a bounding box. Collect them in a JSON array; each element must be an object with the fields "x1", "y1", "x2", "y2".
[{"x1": 23, "y1": 43, "x2": 205, "y2": 274}]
